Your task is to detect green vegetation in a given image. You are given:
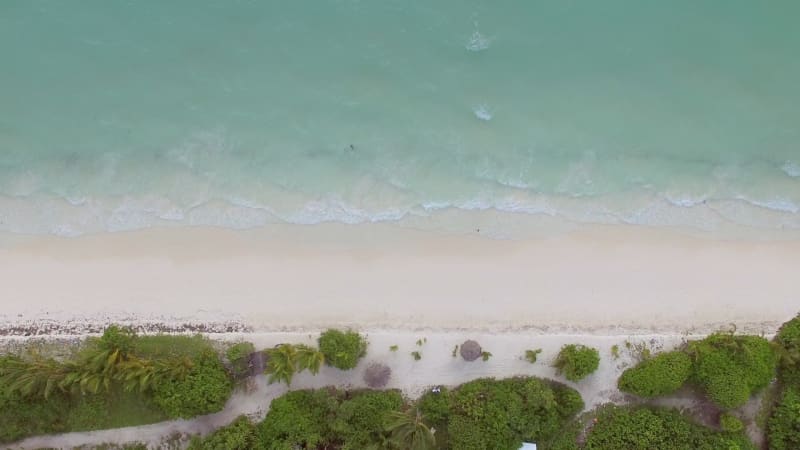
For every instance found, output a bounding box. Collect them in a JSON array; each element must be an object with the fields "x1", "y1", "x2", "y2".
[
  {"x1": 187, "y1": 377, "x2": 582, "y2": 450},
  {"x1": 187, "y1": 415, "x2": 259, "y2": 450},
  {"x1": 0, "y1": 326, "x2": 234, "y2": 443},
  {"x1": 687, "y1": 333, "x2": 776, "y2": 409},
  {"x1": 411, "y1": 351, "x2": 422, "y2": 361},
  {"x1": 611, "y1": 344, "x2": 620, "y2": 359},
  {"x1": 389, "y1": 345, "x2": 399, "y2": 352},
  {"x1": 582, "y1": 406, "x2": 755, "y2": 450},
  {"x1": 553, "y1": 344, "x2": 600, "y2": 382},
  {"x1": 481, "y1": 351, "x2": 492, "y2": 361},
  {"x1": 720, "y1": 413, "x2": 744, "y2": 433},
  {"x1": 768, "y1": 387, "x2": 800, "y2": 450},
  {"x1": 768, "y1": 314, "x2": 800, "y2": 450},
  {"x1": 617, "y1": 351, "x2": 692, "y2": 397},
  {"x1": 225, "y1": 342, "x2": 255, "y2": 379},
  {"x1": 385, "y1": 409, "x2": 436, "y2": 450},
  {"x1": 525, "y1": 349, "x2": 542, "y2": 364},
  {"x1": 264, "y1": 343, "x2": 325, "y2": 386},
  {"x1": 775, "y1": 314, "x2": 800, "y2": 385},
  {"x1": 318, "y1": 329, "x2": 368, "y2": 370},
  {"x1": 616, "y1": 332, "x2": 776, "y2": 409},
  {"x1": 446, "y1": 377, "x2": 584, "y2": 450},
  {"x1": 151, "y1": 350, "x2": 231, "y2": 419},
  {"x1": 258, "y1": 388, "x2": 404, "y2": 450}
]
